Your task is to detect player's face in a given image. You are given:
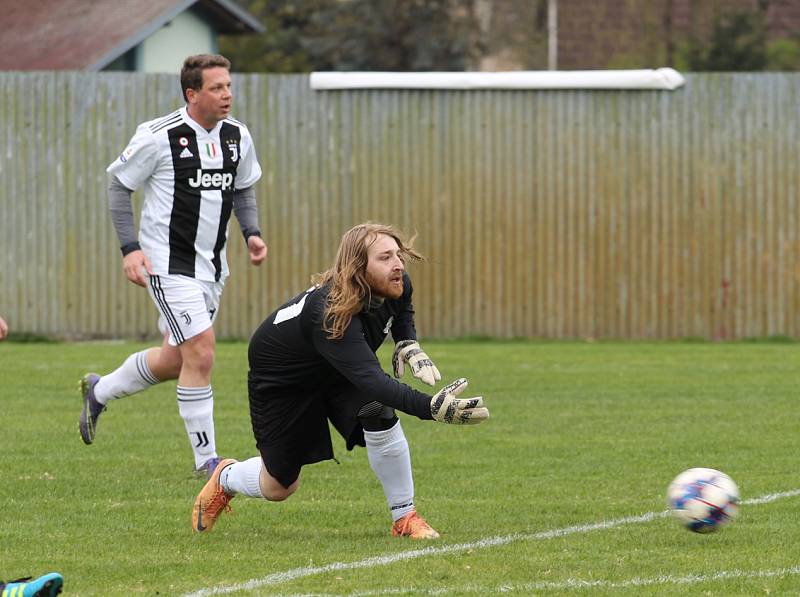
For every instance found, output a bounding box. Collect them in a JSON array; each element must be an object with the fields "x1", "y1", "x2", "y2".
[
  {"x1": 365, "y1": 234, "x2": 405, "y2": 299},
  {"x1": 187, "y1": 67, "x2": 232, "y2": 129}
]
